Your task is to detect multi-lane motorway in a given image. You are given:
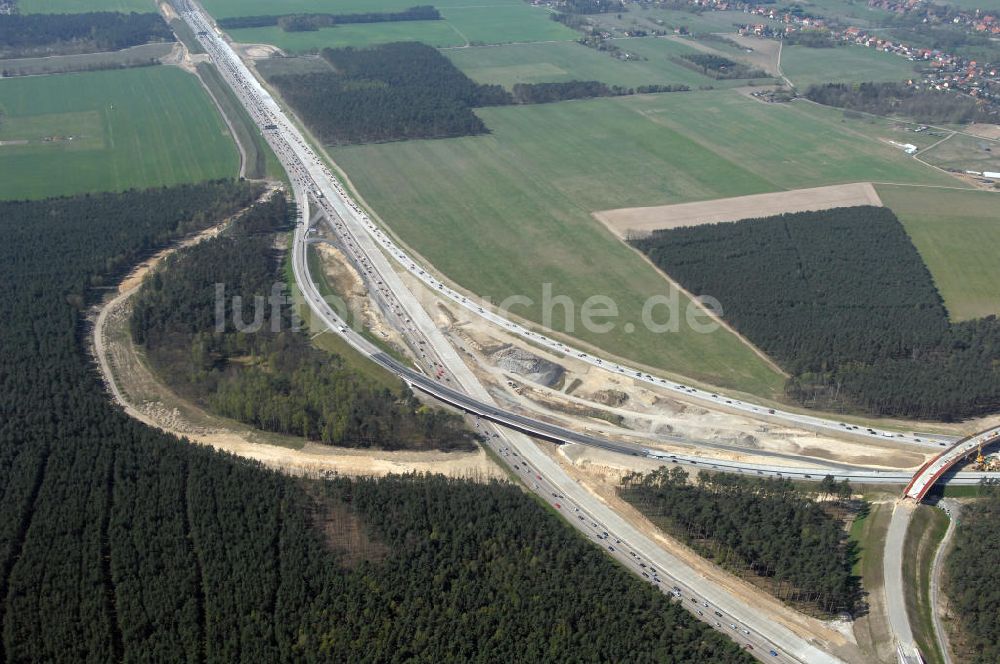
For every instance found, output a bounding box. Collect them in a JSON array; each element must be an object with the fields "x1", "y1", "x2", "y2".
[
  {"x1": 176, "y1": 1, "x2": 954, "y2": 453},
  {"x1": 173, "y1": 2, "x2": 980, "y2": 660},
  {"x1": 905, "y1": 428, "x2": 1000, "y2": 500}
]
